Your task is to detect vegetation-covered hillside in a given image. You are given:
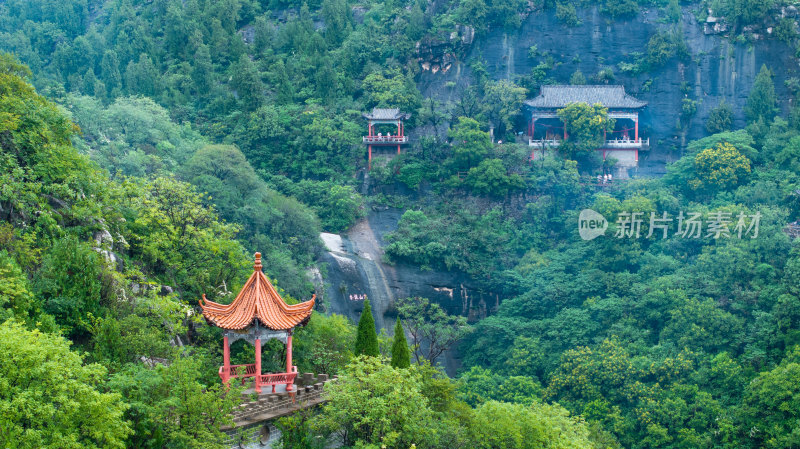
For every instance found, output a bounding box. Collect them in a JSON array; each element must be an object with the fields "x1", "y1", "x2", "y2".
[{"x1": 3, "y1": 0, "x2": 800, "y2": 448}]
